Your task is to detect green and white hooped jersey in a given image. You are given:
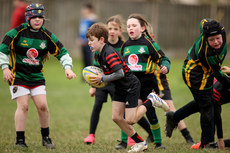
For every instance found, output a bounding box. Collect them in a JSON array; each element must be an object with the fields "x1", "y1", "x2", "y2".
[
  {"x1": 121, "y1": 34, "x2": 170, "y2": 74},
  {"x1": 0, "y1": 23, "x2": 71, "y2": 86}
]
